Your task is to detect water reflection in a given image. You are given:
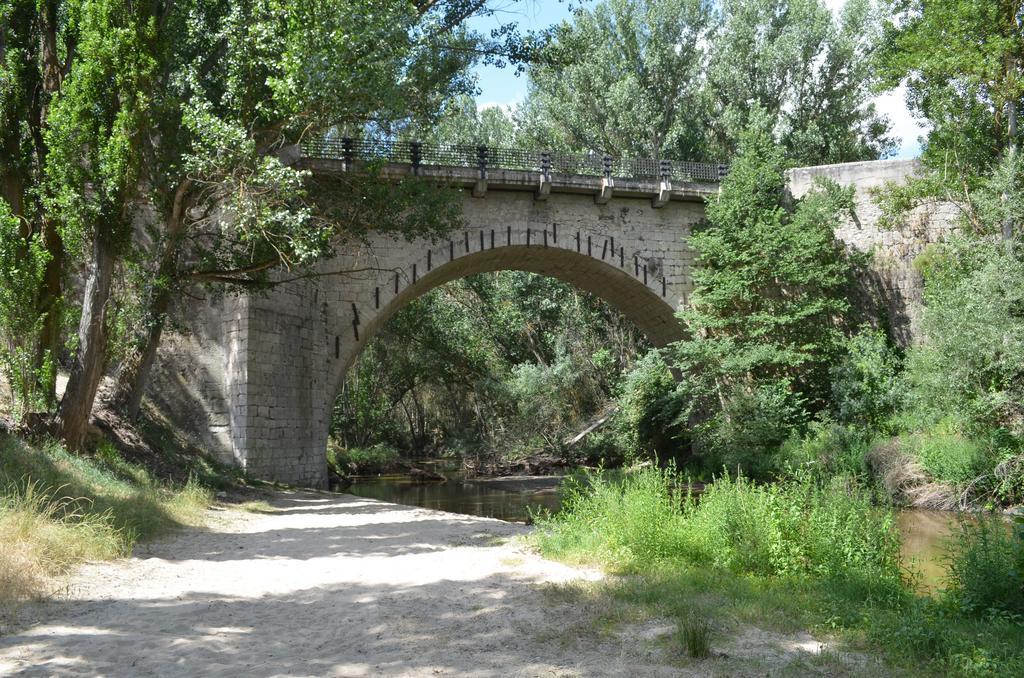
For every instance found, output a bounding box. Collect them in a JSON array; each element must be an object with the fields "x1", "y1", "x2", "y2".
[{"x1": 346, "y1": 474, "x2": 563, "y2": 523}]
